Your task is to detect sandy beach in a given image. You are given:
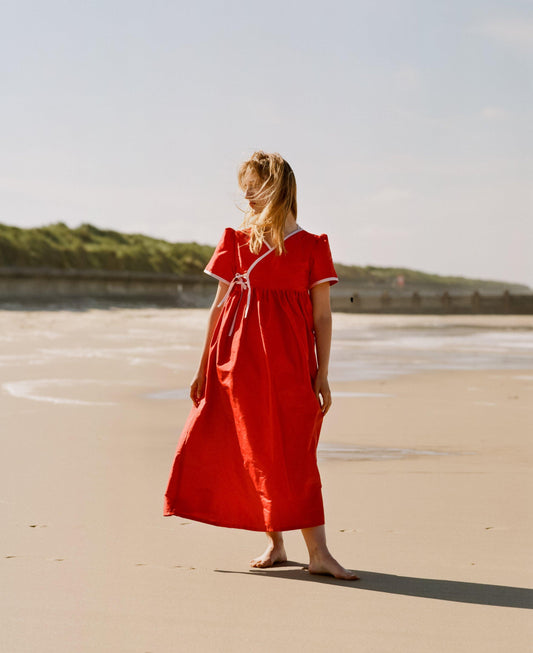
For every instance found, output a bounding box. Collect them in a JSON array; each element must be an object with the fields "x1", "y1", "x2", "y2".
[{"x1": 1, "y1": 308, "x2": 532, "y2": 652}]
